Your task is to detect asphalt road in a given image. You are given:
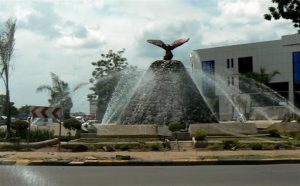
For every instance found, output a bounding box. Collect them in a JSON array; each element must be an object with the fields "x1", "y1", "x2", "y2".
[{"x1": 0, "y1": 164, "x2": 299, "y2": 186}]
